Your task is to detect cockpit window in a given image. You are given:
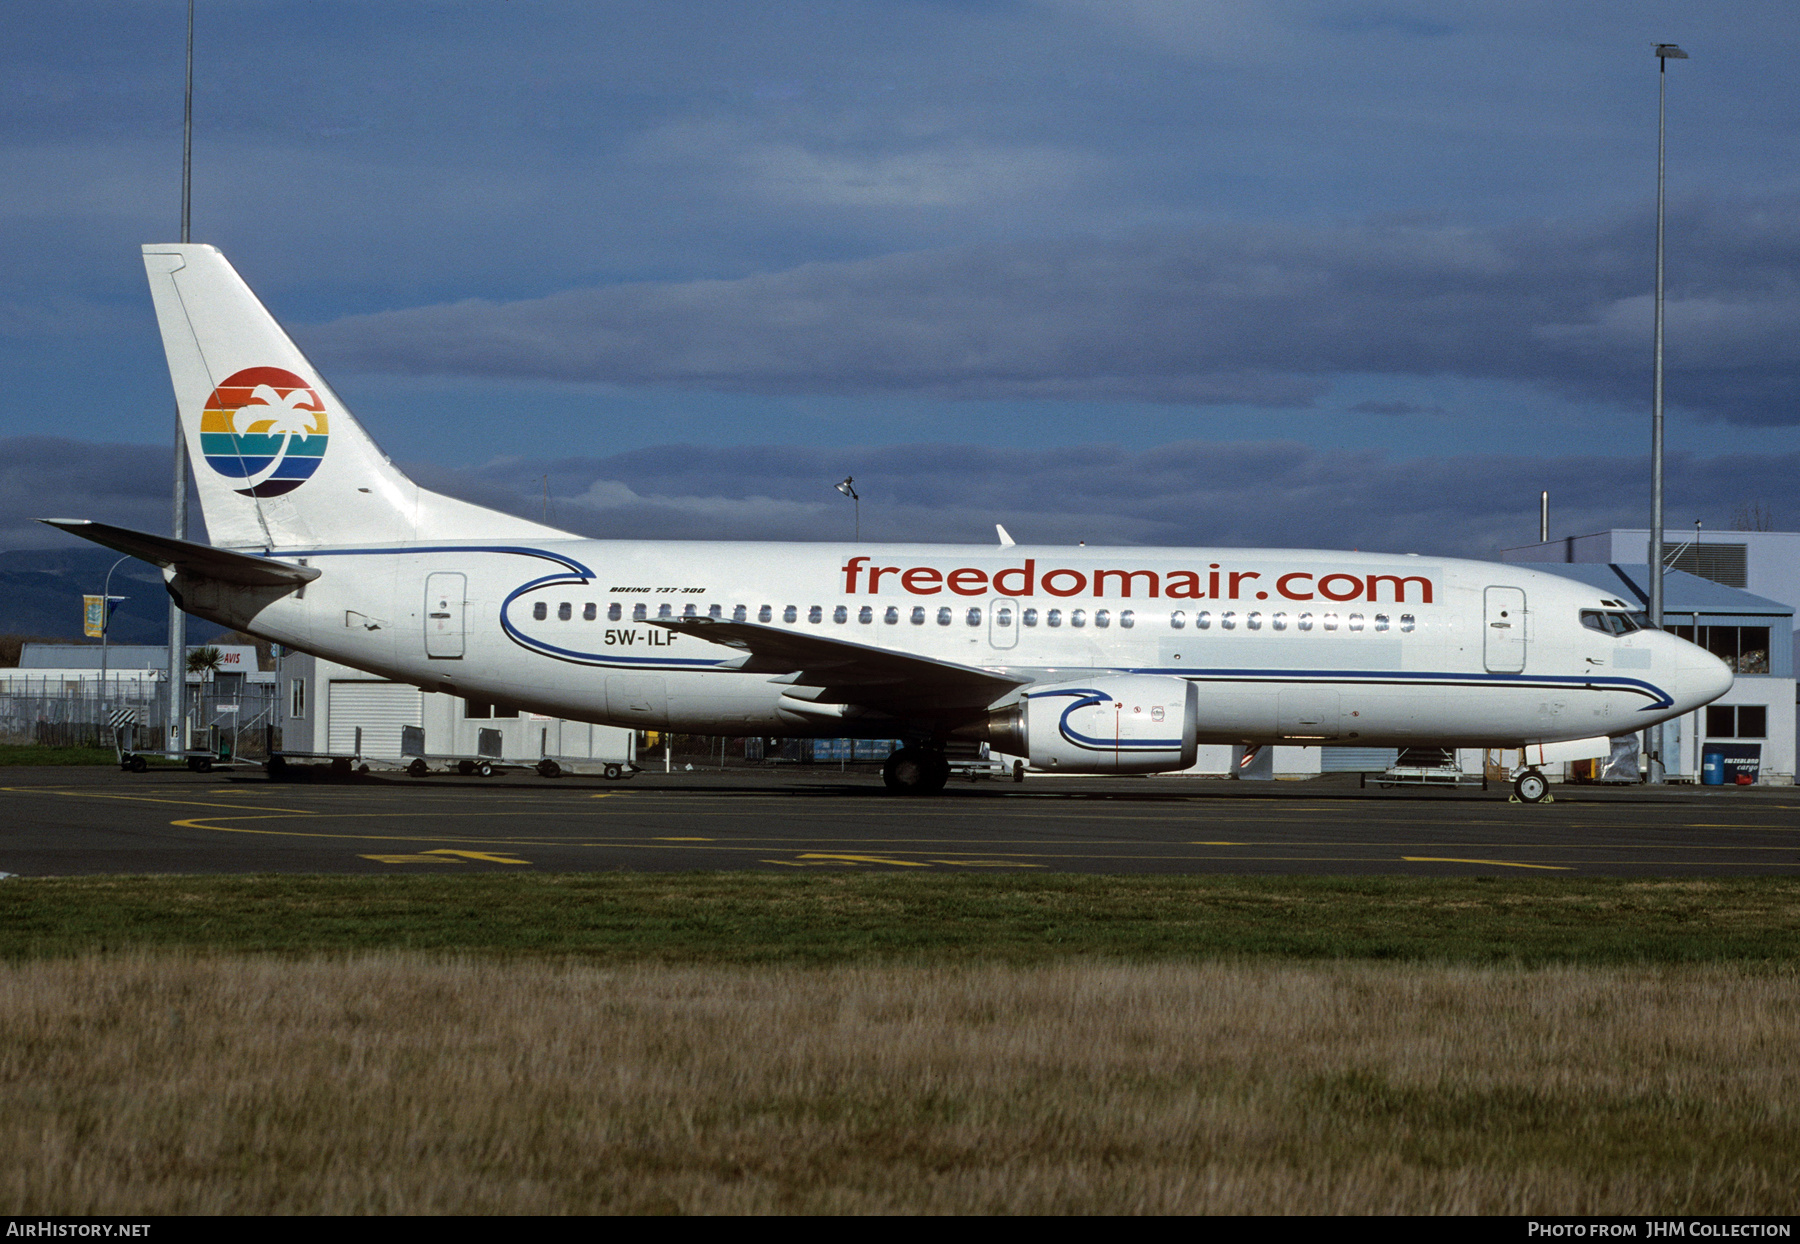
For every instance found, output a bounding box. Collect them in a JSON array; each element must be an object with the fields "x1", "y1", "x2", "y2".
[{"x1": 1581, "y1": 609, "x2": 1643, "y2": 636}]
